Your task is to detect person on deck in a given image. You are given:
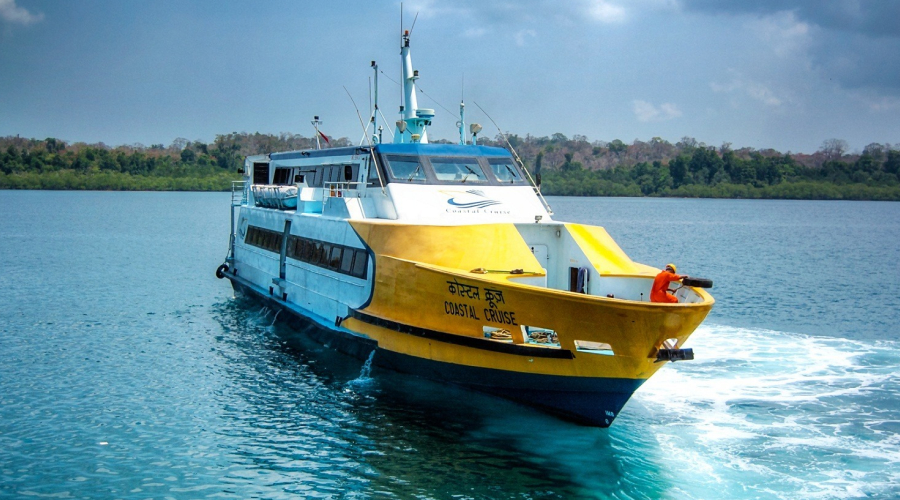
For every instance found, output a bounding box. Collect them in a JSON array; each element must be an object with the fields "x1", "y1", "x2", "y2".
[{"x1": 651, "y1": 263, "x2": 687, "y2": 303}]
